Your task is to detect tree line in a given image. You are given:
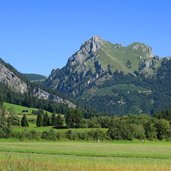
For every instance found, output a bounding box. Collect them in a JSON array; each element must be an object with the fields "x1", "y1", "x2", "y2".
[{"x1": 1, "y1": 106, "x2": 171, "y2": 141}]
